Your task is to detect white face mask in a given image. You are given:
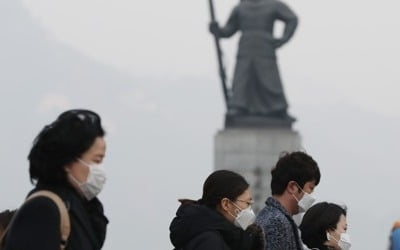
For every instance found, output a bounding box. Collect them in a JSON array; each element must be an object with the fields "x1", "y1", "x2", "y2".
[
  {"x1": 327, "y1": 232, "x2": 351, "y2": 250},
  {"x1": 230, "y1": 201, "x2": 256, "y2": 230},
  {"x1": 70, "y1": 159, "x2": 107, "y2": 200},
  {"x1": 292, "y1": 184, "x2": 316, "y2": 213}
]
